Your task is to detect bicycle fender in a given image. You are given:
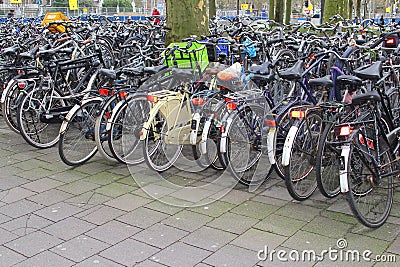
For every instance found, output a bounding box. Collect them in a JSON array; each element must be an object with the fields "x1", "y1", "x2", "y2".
[
  {"x1": 140, "y1": 100, "x2": 165, "y2": 141},
  {"x1": 1, "y1": 79, "x2": 15, "y2": 103},
  {"x1": 267, "y1": 128, "x2": 276, "y2": 164},
  {"x1": 339, "y1": 144, "x2": 351, "y2": 193},
  {"x1": 190, "y1": 113, "x2": 201, "y2": 145},
  {"x1": 59, "y1": 97, "x2": 103, "y2": 135},
  {"x1": 220, "y1": 117, "x2": 233, "y2": 153},
  {"x1": 106, "y1": 100, "x2": 126, "y2": 131},
  {"x1": 281, "y1": 125, "x2": 298, "y2": 167},
  {"x1": 200, "y1": 119, "x2": 212, "y2": 154},
  {"x1": 83, "y1": 70, "x2": 99, "y2": 94}
]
